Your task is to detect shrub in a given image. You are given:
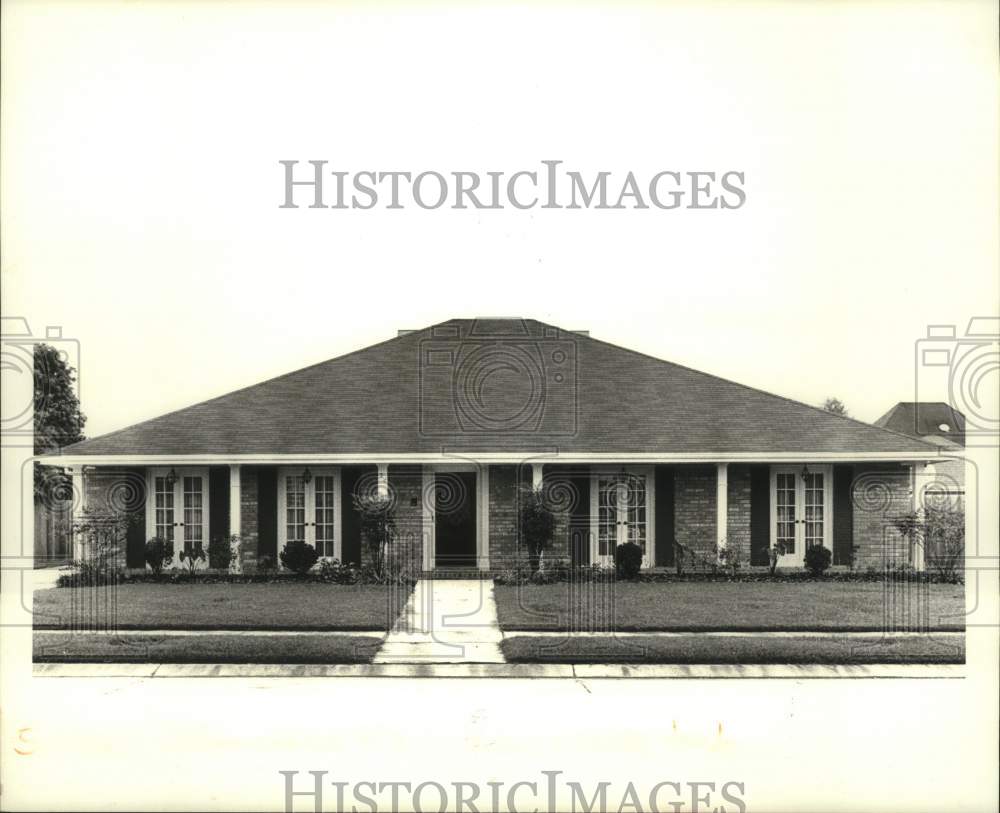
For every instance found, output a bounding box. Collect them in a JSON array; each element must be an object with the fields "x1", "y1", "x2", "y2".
[
  {"x1": 144, "y1": 537, "x2": 174, "y2": 574},
  {"x1": 71, "y1": 508, "x2": 130, "y2": 585},
  {"x1": 615, "y1": 542, "x2": 643, "y2": 580},
  {"x1": 718, "y1": 544, "x2": 742, "y2": 577},
  {"x1": 317, "y1": 558, "x2": 360, "y2": 584},
  {"x1": 257, "y1": 555, "x2": 275, "y2": 575},
  {"x1": 178, "y1": 546, "x2": 206, "y2": 573},
  {"x1": 804, "y1": 544, "x2": 832, "y2": 577},
  {"x1": 279, "y1": 540, "x2": 319, "y2": 575},
  {"x1": 208, "y1": 534, "x2": 238, "y2": 570},
  {"x1": 895, "y1": 506, "x2": 964, "y2": 582}
]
